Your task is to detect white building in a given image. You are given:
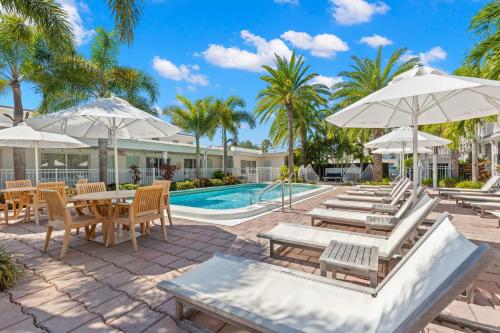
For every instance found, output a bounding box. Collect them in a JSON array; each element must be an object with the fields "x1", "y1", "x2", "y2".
[{"x1": 0, "y1": 106, "x2": 287, "y2": 184}]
